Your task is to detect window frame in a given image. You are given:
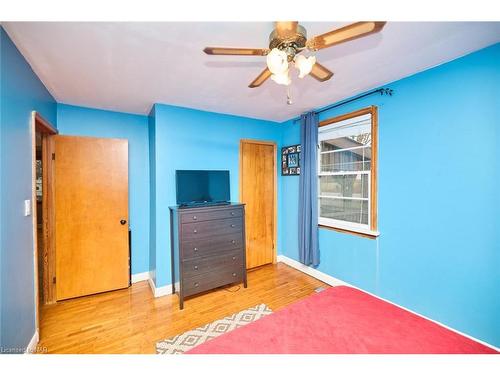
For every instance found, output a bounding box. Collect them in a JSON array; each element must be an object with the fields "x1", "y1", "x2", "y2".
[{"x1": 317, "y1": 106, "x2": 379, "y2": 238}]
